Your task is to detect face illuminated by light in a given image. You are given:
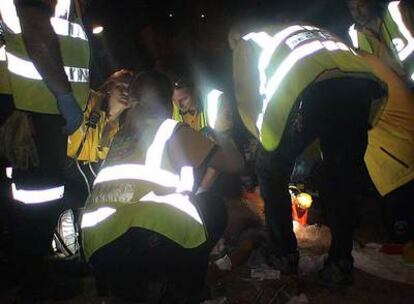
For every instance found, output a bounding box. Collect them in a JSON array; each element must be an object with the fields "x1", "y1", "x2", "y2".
[
  {"x1": 107, "y1": 84, "x2": 133, "y2": 121},
  {"x1": 346, "y1": 0, "x2": 377, "y2": 27},
  {"x1": 173, "y1": 87, "x2": 196, "y2": 114}
]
